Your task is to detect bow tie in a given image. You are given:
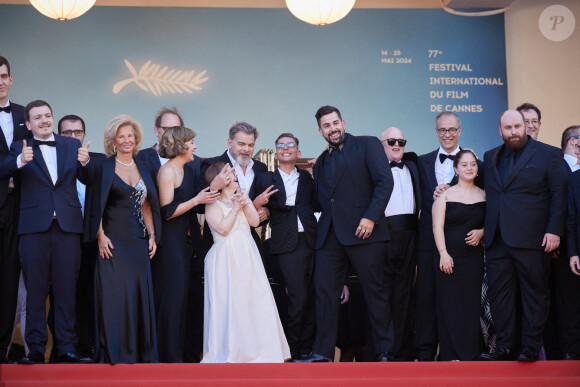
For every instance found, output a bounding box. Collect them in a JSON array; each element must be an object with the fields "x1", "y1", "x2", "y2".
[
  {"x1": 0, "y1": 106, "x2": 11, "y2": 113},
  {"x1": 35, "y1": 140, "x2": 56, "y2": 147},
  {"x1": 439, "y1": 153, "x2": 455, "y2": 163},
  {"x1": 390, "y1": 160, "x2": 405, "y2": 169}
]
